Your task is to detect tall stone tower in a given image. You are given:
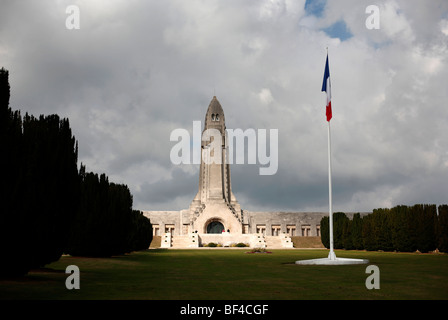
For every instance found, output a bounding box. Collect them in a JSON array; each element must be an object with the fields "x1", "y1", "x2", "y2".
[{"x1": 189, "y1": 96, "x2": 242, "y2": 234}]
